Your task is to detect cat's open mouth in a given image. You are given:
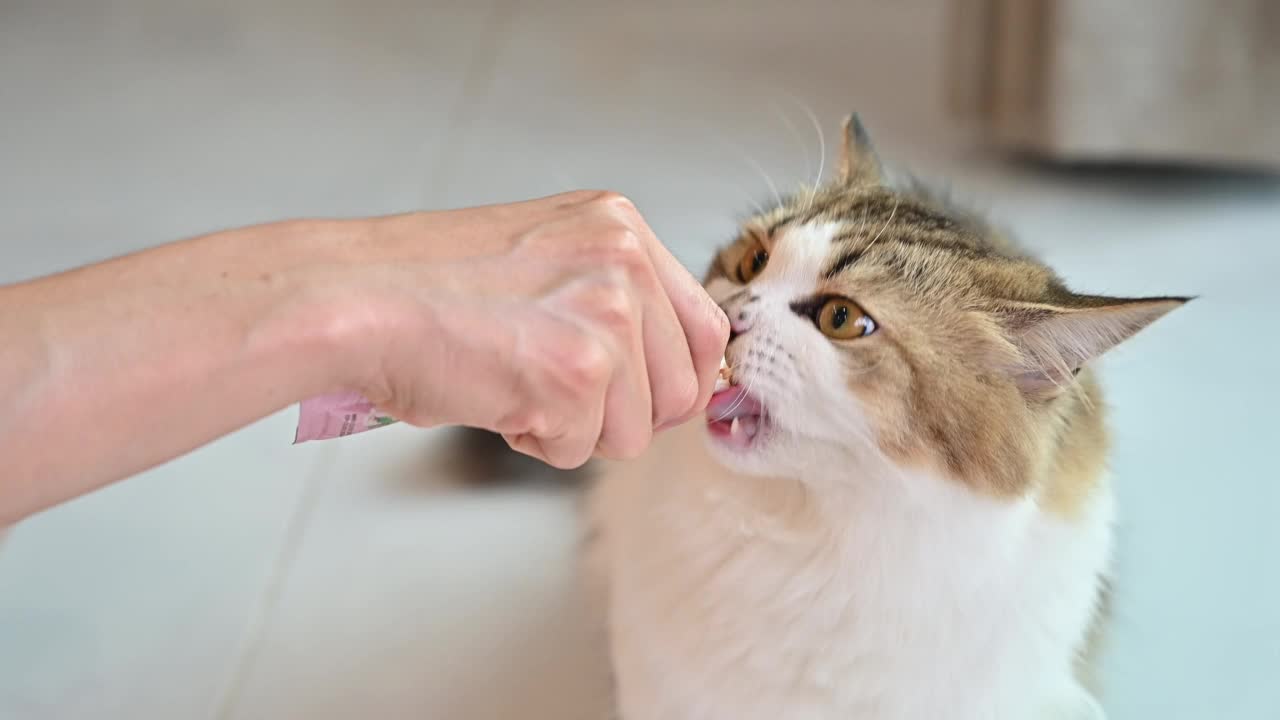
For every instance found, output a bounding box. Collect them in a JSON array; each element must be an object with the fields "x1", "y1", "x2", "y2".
[{"x1": 705, "y1": 385, "x2": 766, "y2": 449}]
